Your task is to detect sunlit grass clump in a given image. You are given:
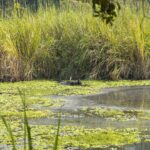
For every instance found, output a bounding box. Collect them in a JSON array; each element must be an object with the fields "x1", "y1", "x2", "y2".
[{"x1": 0, "y1": 3, "x2": 150, "y2": 81}]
